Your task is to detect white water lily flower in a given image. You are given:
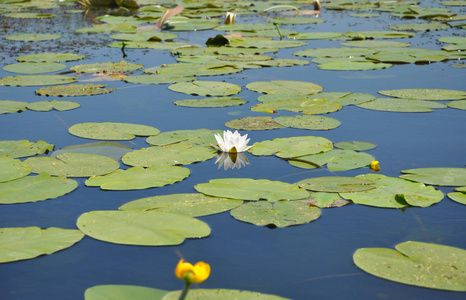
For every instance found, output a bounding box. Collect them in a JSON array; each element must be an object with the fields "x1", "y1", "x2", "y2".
[{"x1": 212, "y1": 130, "x2": 253, "y2": 153}]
